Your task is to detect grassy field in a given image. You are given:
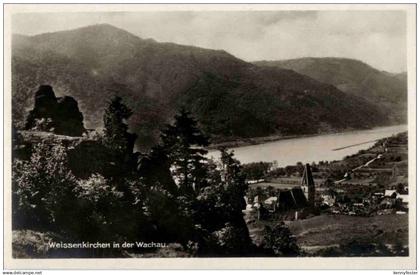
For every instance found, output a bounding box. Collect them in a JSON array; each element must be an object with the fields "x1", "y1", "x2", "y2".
[
  {"x1": 246, "y1": 213, "x2": 408, "y2": 256},
  {"x1": 287, "y1": 214, "x2": 408, "y2": 249}
]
